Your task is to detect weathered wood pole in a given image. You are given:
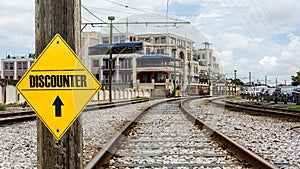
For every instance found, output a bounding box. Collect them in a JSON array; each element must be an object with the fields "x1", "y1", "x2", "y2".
[{"x1": 35, "y1": 0, "x2": 82, "y2": 168}]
